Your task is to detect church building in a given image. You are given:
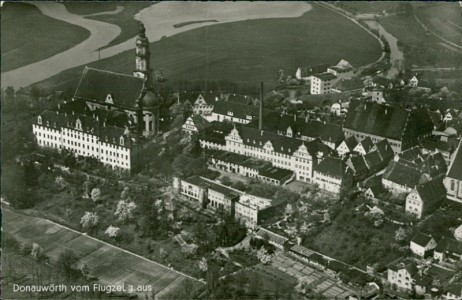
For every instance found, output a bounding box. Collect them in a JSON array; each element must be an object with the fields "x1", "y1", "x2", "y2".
[{"x1": 32, "y1": 22, "x2": 159, "y2": 172}]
